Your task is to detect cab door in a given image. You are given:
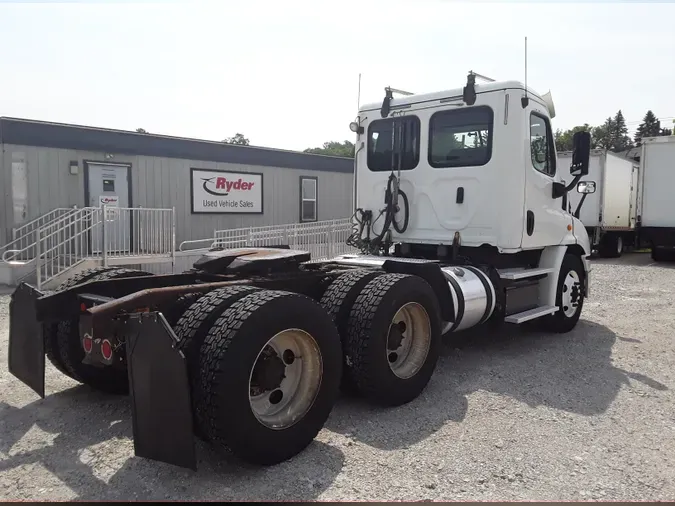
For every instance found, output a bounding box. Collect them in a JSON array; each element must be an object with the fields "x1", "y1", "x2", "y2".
[{"x1": 521, "y1": 108, "x2": 569, "y2": 248}]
